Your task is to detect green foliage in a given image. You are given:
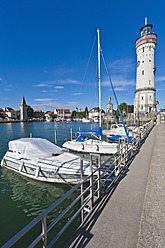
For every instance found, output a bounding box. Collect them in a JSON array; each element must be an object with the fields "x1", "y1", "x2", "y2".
[
  {"x1": 116, "y1": 102, "x2": 128, "y2": 116},
  {"x1": 27, "y1": 105, "x2": 34, "y2": 118}
]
